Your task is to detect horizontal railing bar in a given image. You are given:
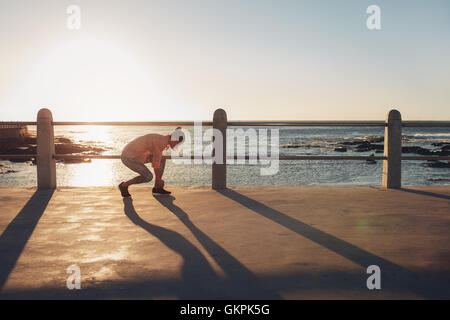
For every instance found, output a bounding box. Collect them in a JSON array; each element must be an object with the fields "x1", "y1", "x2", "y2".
[
  {"x1": 0, "y1": 155, "x2": 36, "y2": 159},
  {"x1": 400, "y1": 156, "x2": 450, "y2": 161},
  {"x1": 55, "y1": 154, "x2": 121, "y2": 160},
  {"x1": 227, "y1": 121, "x2": 387, "y2": 127},
  {"x1": 402, "y1": 122, "x2": 450, "y2": 127},
  {"x1": 0, "y1": 122, "x2": 37, "y2": 126},
  {"x1": 52, "y1": 121, "x2": 213, "y2": 126},
  {"x1": 1, "y1": 155, "x2": 448, "y2": 161},
  {"x1": 278, "y1": 156, "x2": 387, "y2": 160},
  {"x1": 1, "y1": 121, "x2": 449, "y2": 127},
  {"x1": 229, "y1": 121, "x2": 450, "y2": 127},
  {"x1": 53, "y1": 155, "x2": 389, "y2": 161},
  {"x1": 52, "y1": 155, "x2": 450, "y2": 161},
  {"x1": 0, "y1": 121, "x2": 212, "y2": 126}
]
